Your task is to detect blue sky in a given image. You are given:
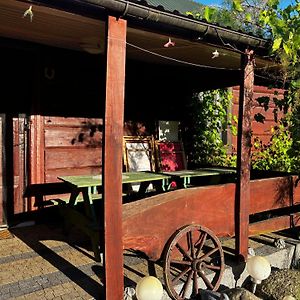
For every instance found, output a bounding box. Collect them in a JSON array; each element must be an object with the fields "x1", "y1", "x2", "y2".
[{"x1": 195, "y1": 0, "x2": 292, "y2": 8}]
